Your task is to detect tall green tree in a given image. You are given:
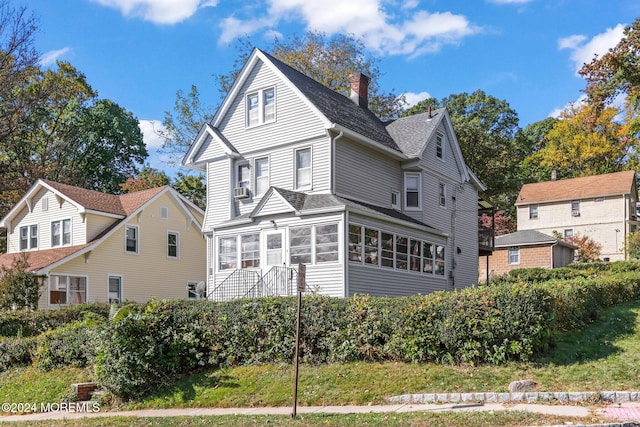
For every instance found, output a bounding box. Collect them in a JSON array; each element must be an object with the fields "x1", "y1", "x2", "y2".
[
  {"x1": 161, "y1": 32, "x2": 405, "y2": 162},
  {"x1": 119, "y1": 165, "x2": 170, "y2": 193},
  {"x1": 172, "y1": 172, "x2": 206, "y2": 209}
]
